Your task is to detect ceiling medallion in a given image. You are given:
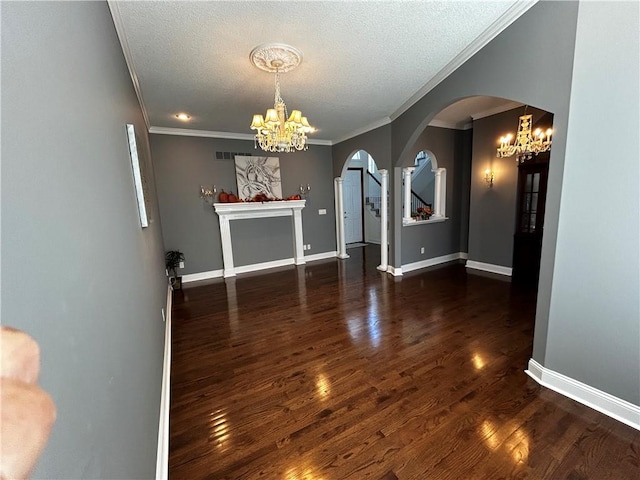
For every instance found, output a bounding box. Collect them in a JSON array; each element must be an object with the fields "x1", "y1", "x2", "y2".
[
  {"x1": 249, "y1": 43, "x2": 314, "y2": 153},
  {"x1": 249, "y1": 43, "x2": 302, "y2": 73}
]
